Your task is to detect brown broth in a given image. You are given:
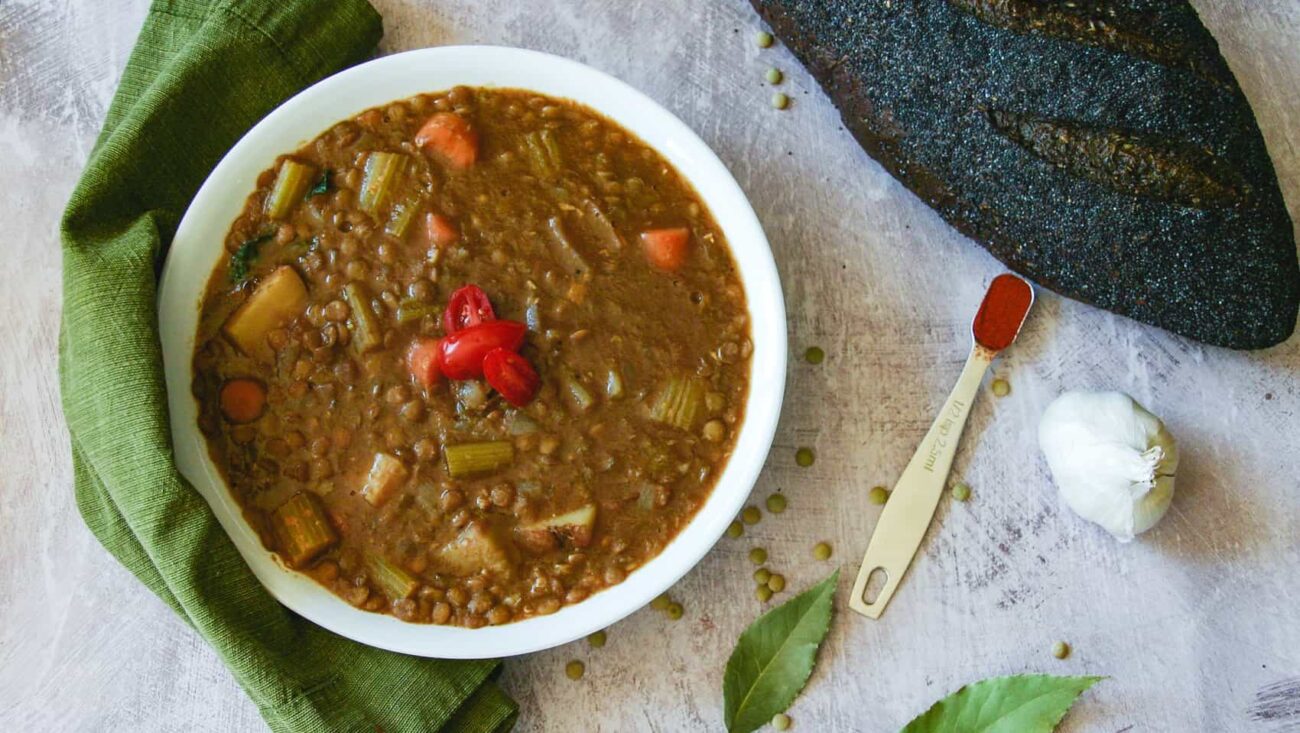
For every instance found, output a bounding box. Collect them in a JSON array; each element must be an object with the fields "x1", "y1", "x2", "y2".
[{"x1": 192, "y1": 87, "x2": 750, "y2": 626}]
